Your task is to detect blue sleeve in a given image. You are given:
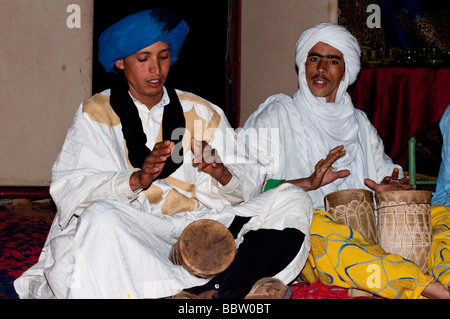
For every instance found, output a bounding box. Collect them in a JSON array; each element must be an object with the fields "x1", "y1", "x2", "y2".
[{"x1": 432, "y1": 105, "x2": 450, "y2": 206}]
